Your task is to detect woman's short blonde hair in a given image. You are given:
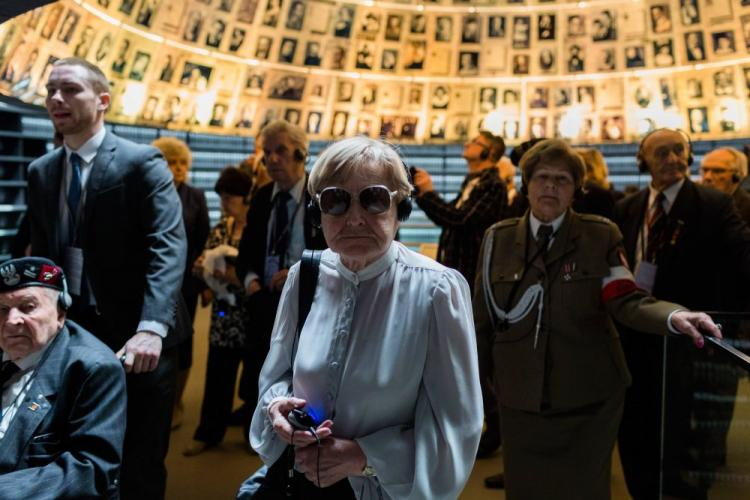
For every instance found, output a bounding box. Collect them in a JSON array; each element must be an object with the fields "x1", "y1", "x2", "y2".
[
  {"x1": 308, "y1": 136, "x2": 412, "y2": 202},
  {"x1": 152, "y1": 136, "x2": 192, "y2": 168},
  {"x1": 577, "y1": 148, "x2": 610, "y2": 189}
]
